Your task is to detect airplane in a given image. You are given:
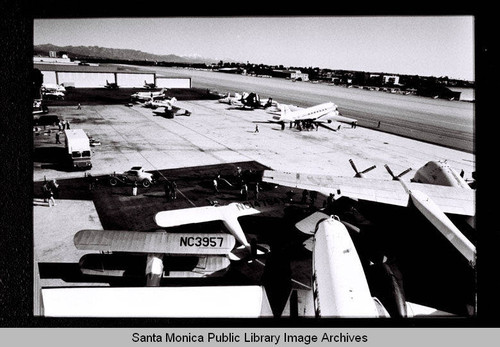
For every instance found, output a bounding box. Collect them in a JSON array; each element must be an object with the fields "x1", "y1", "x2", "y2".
[
  {"x1": 74, "y1": 229, "x2": 236, "y2": 286},
  {"x1": 279, "y1": 212, "x2": 453, "y2": 317},
  {"x1": 263, "y1": 102, "x2": 358, "y2": 131},
  {"x1": 40, "y1": 202, "x2": 274, "y2": 317},
  {"x1": 218, "y1": 92, "x2": 275, "y2": 109},
  {"x1": 218, "y1": 92, "x2": 244, "y2": 105},
  {"x1": 104, "y1": 80, "x2": 119, "y2": 89},
  {"x1": 131, "y1": 88, "x2": 167, "y2": 102},
  {"x1": 143, "y1": 80, "x2": 156, "y2": 89},
  {"x1": 155, "y1": 202, "x2": 268, "y2": 256},
  {"x1": 148, "y1": 97, "x2": 192, "y2": 117},
  {"x1": 262, "y1": 159, "x2": 476, "y2": 268},
  {"x1": 42, "y1": 83, "x2": 66, "y2": 93}
]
